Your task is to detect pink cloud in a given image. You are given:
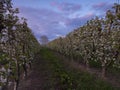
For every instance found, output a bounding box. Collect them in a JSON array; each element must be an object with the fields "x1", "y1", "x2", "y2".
[
  {"x1": 92, "y1": 2, "x2": 107, "y2": 8},
  {"x1": 64, "y1": 12, "x2": 95, "y2": 28},
  {"x1": 50, "y1": 2, "x2": 81, "y2": 13},
  {"x1": 81, "y1": 13, "x2": 94, "y2": 19},
  {"x1": 50, "y1": 2, "x2": 57, "y2": 6},
  {"x1": 92, "y1": 2, "x2": 112, "y2": 12}
]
